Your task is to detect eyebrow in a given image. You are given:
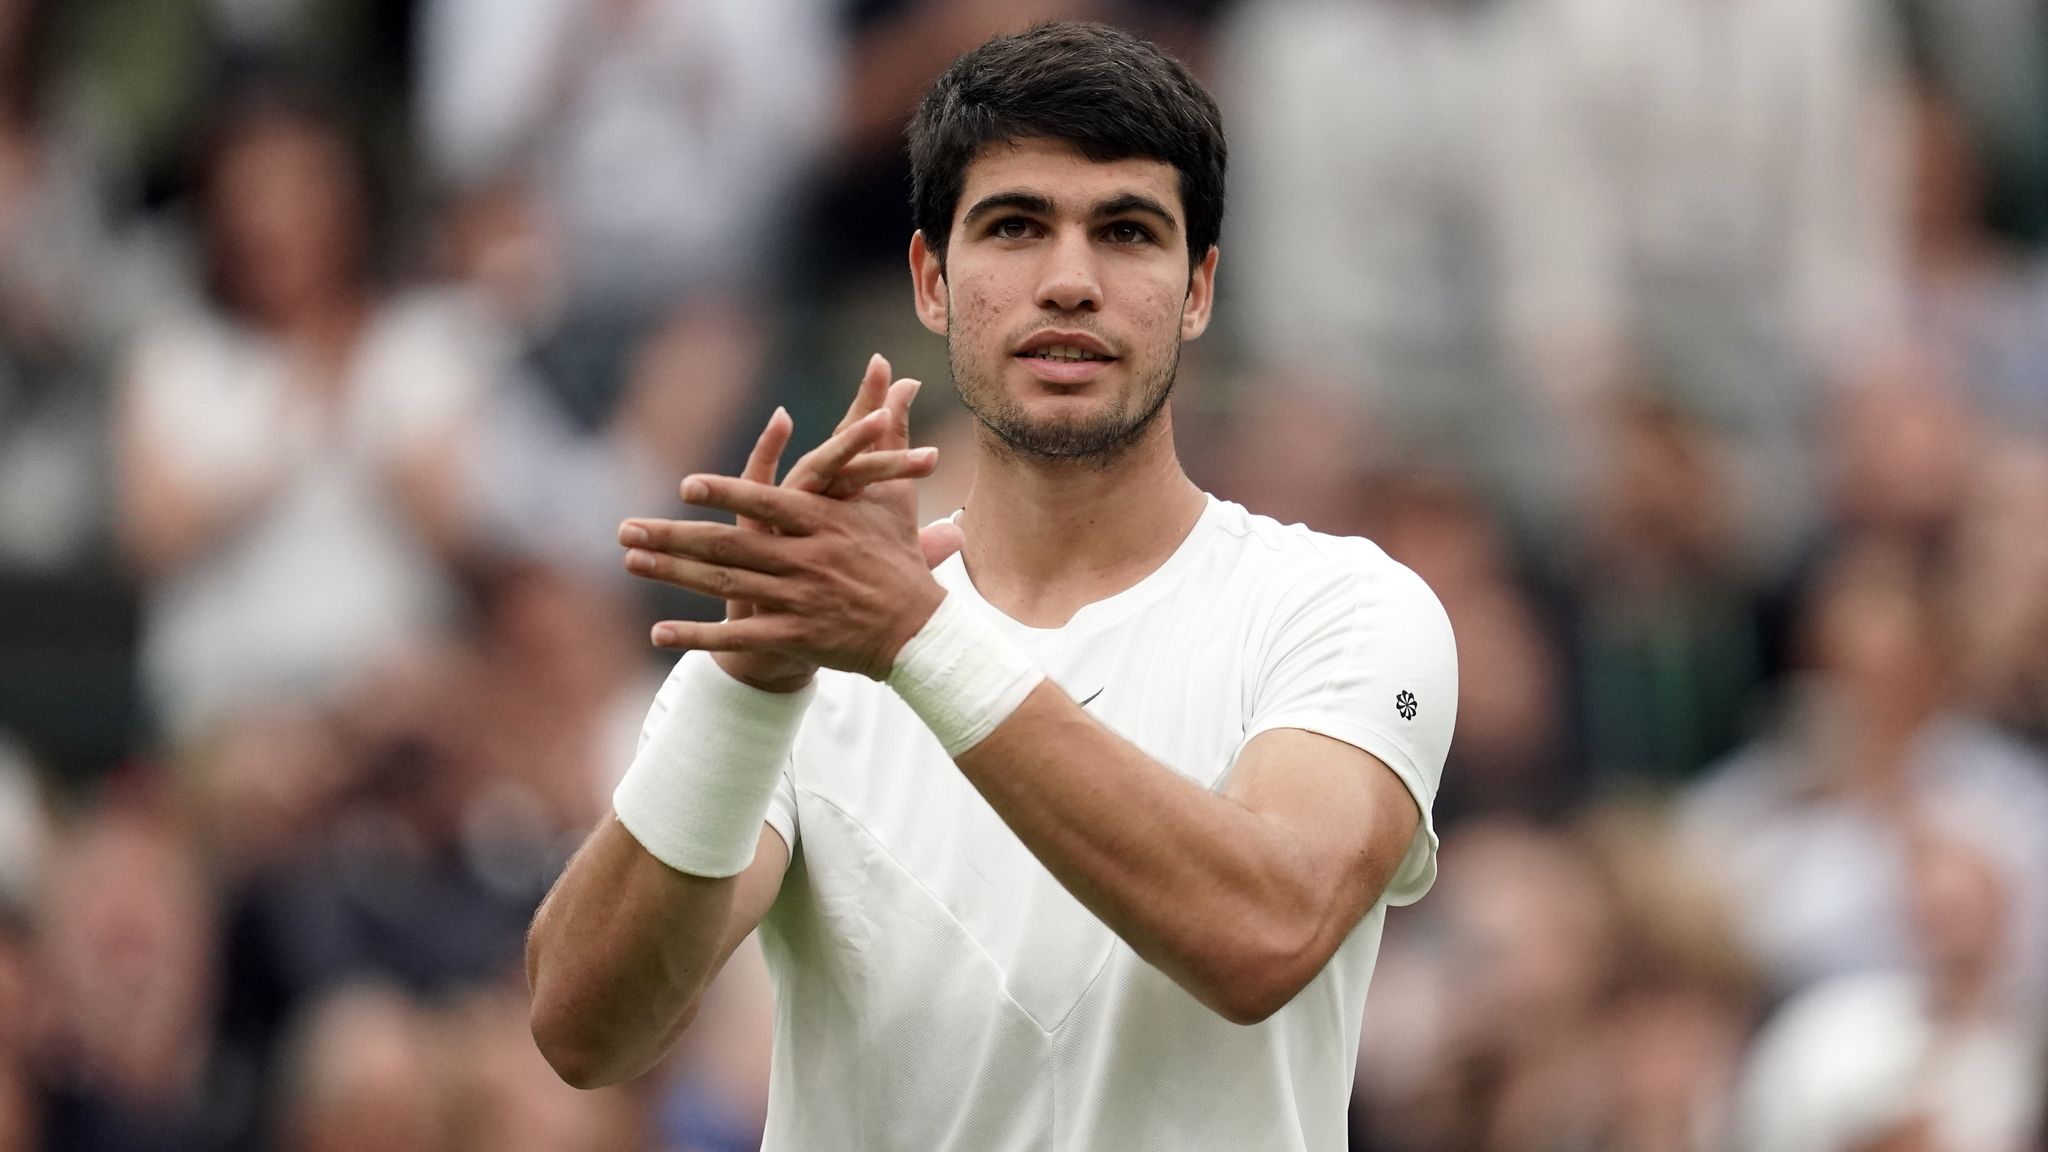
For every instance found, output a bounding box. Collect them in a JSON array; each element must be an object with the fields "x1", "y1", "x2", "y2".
[
  {"x1": 1094, "y1": 194, "x2": 1180, "y2": 234},
  {"x1": 960, "y1": 190, "x2": 1183, "y2": 234}
]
